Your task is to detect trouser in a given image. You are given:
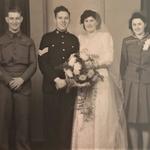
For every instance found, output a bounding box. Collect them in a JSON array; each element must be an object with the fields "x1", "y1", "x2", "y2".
[
  {"x1": 43, "y1": 88, "x2": 77, "y2": 150},
  {"x1": 0, "y1": 83, "x2": 31, "y2": 150}
]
